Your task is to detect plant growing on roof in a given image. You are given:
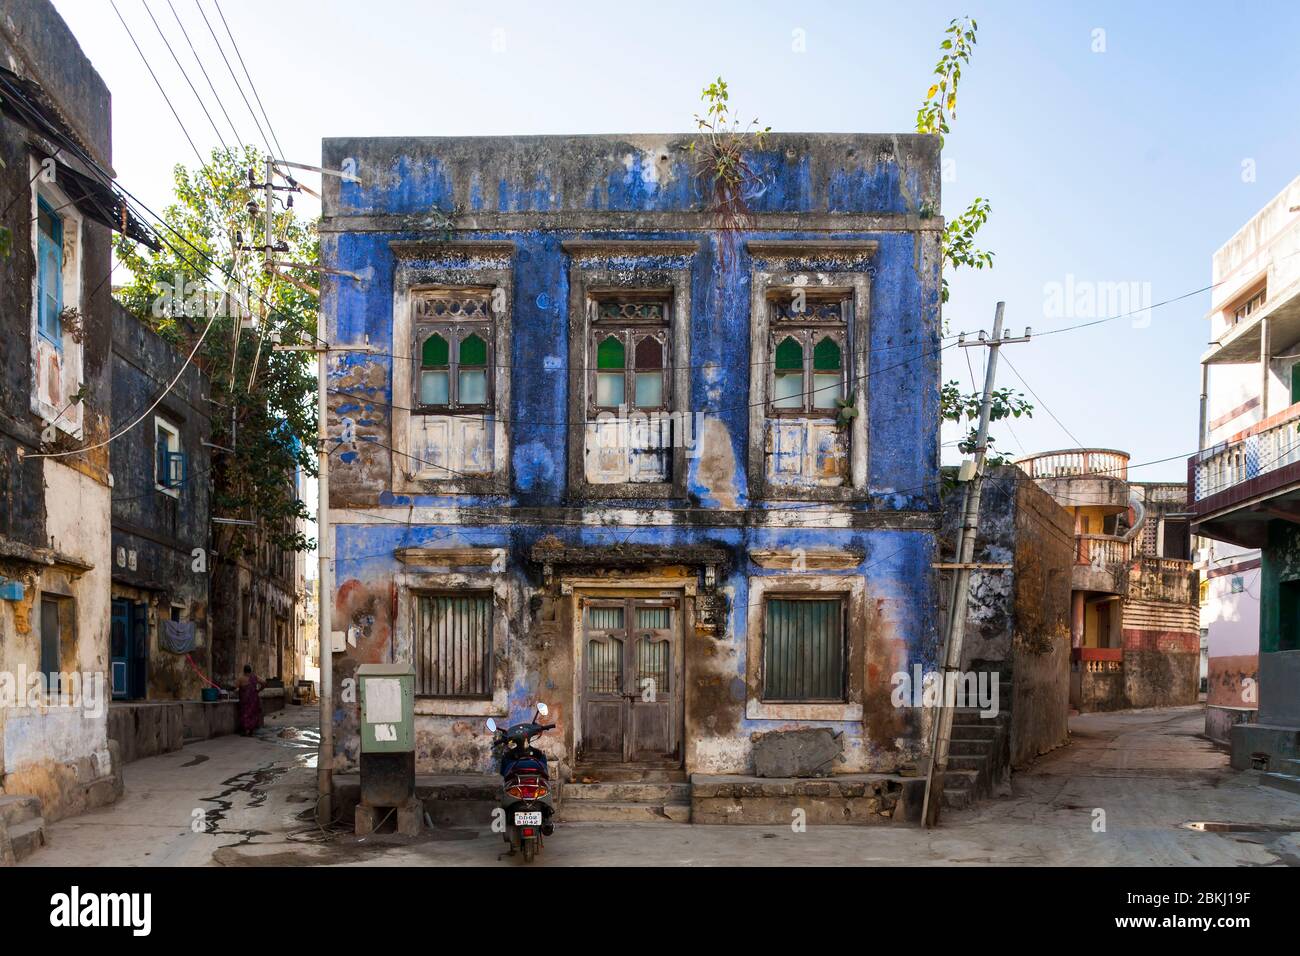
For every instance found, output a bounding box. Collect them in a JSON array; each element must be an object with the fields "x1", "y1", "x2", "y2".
[
  {"x1": 688, "y1": 76, "x2": 771, "y2": 262},
  {"x1": 916, "y1": 16, "x2": 995, "y2": 306}
]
